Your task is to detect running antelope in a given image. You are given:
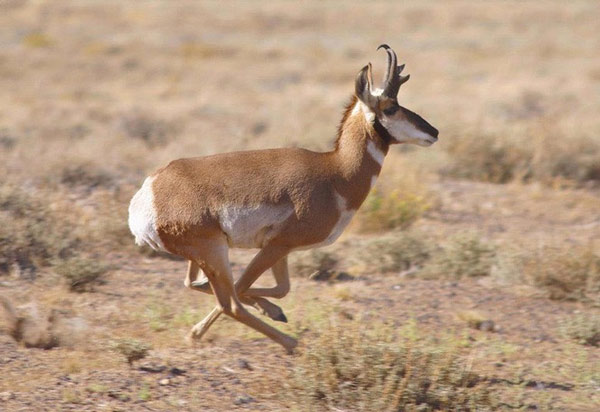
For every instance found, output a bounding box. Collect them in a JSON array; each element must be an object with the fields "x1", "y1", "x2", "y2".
[{"x1": 128, "y1": 45, "x2": 438, "y2": 353}]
